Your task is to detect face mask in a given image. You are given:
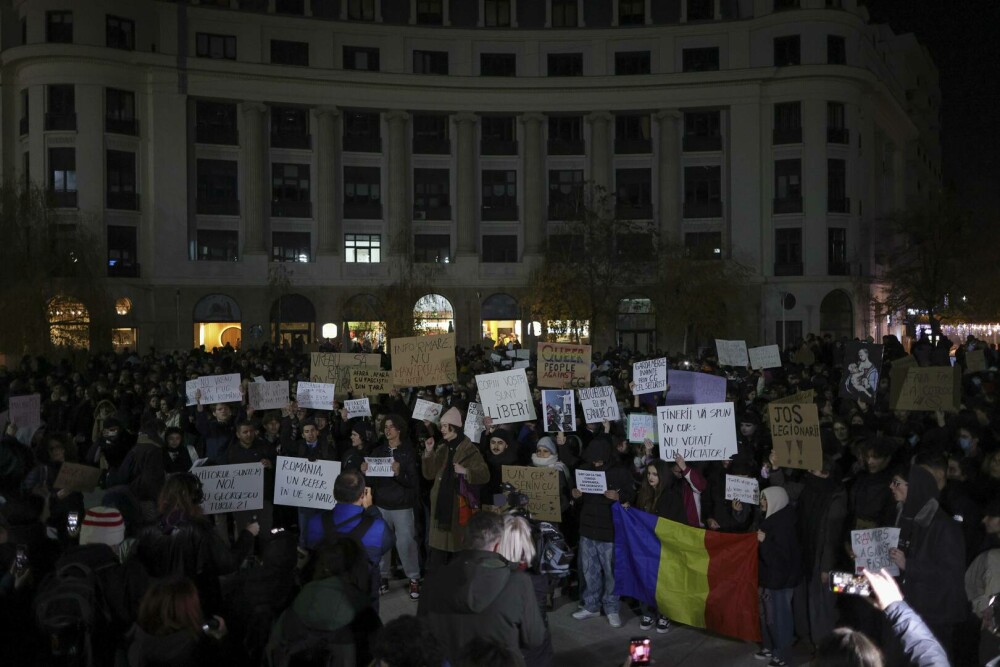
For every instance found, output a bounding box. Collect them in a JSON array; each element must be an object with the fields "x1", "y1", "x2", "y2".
[{"x1": 959, "y1": 436, "x2": 973, "y2": 452}]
